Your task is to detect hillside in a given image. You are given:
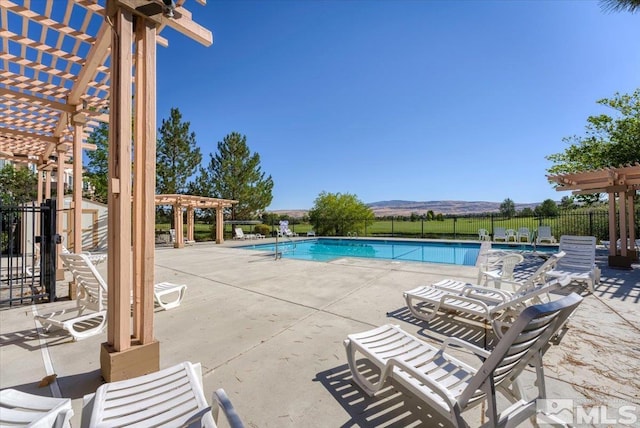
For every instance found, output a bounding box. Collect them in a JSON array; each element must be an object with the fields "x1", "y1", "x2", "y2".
[{"x1": 271, "y1": 200, "x2": 545, "y2": 218}]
